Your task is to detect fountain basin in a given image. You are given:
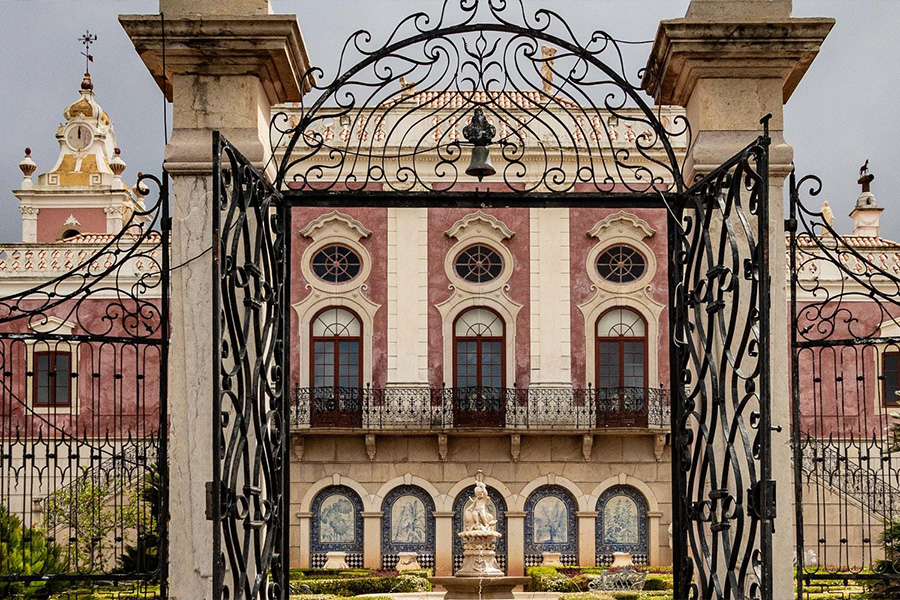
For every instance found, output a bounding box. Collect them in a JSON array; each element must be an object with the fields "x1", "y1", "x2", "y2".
[{"x1": 429, "y1": 576, "x2": 532, "y2": 600}]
